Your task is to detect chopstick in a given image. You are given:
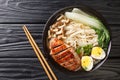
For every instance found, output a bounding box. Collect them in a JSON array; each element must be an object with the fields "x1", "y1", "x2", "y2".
[{"x1": 23, "y1": 25, "x2": 57, "y2": 80}]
